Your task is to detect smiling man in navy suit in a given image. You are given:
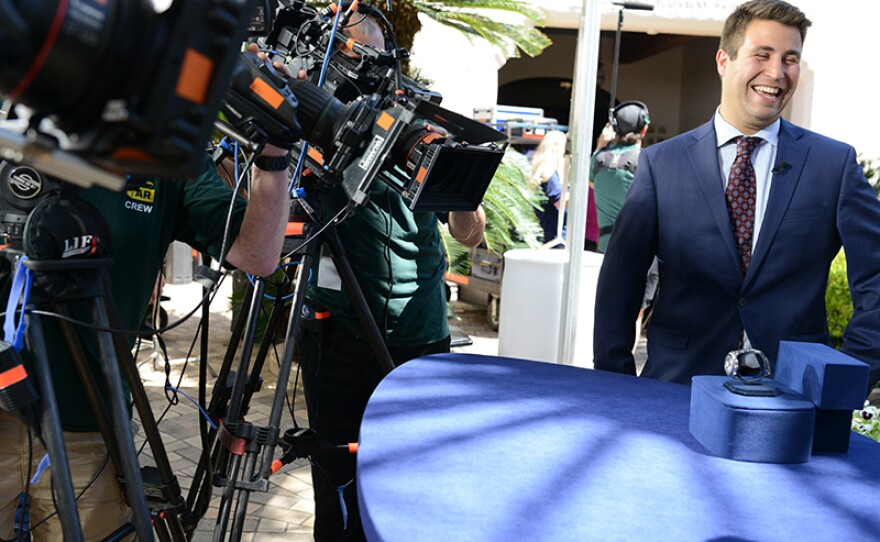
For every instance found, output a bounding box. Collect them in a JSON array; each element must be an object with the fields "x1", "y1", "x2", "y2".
[{"x1": 593, "y1": 0, "x2": 880, "y2": 393}]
